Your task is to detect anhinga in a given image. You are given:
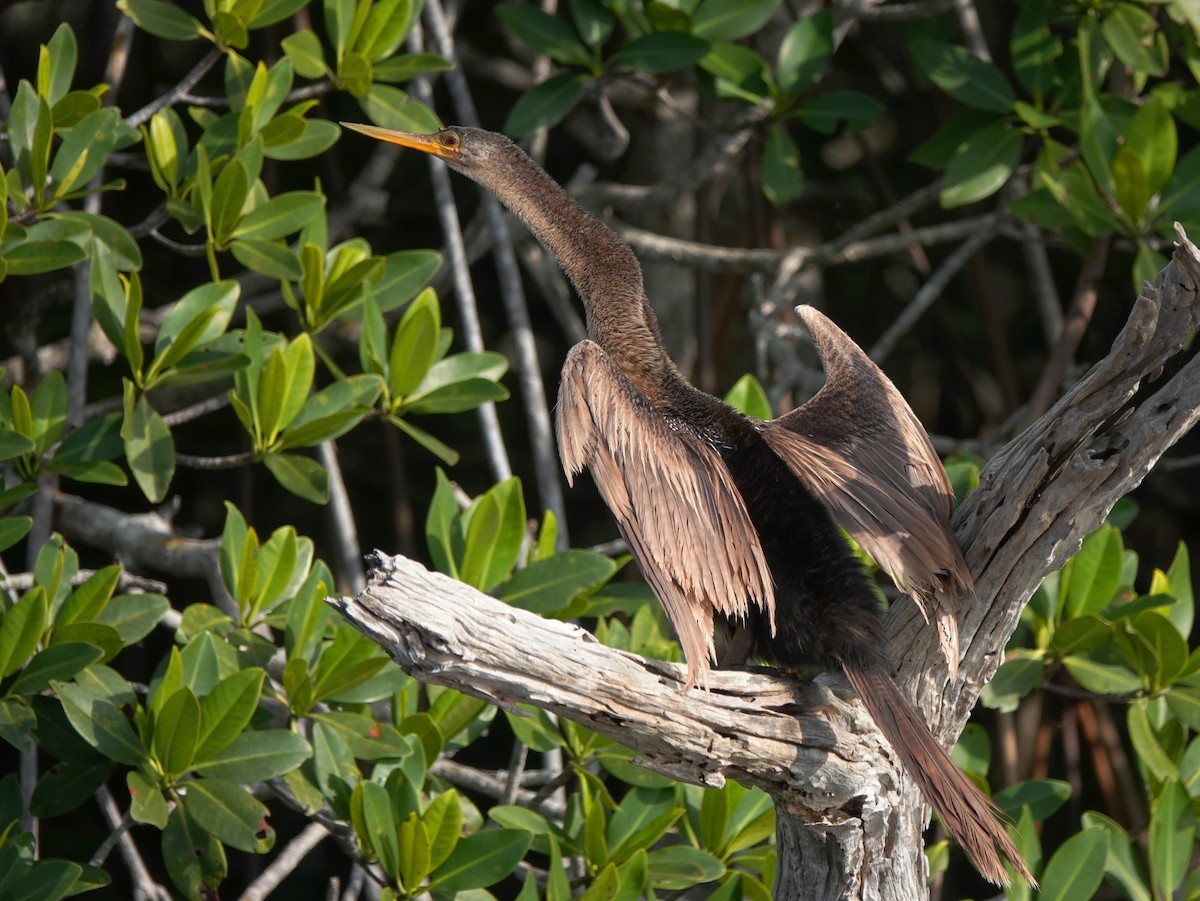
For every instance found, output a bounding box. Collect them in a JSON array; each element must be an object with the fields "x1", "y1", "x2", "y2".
[{"x1": 343, "y1": 122, "x2": 1032, "y2": 886}]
